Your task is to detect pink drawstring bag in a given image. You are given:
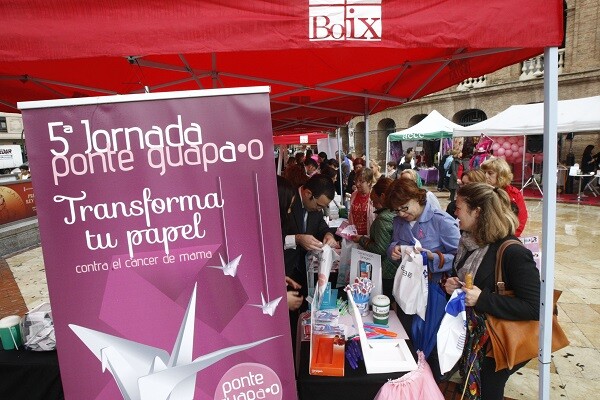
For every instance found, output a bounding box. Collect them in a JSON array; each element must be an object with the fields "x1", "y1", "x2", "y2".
[{"x1": 374, "y1": 351, "x2": 444, "y2": 400}]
